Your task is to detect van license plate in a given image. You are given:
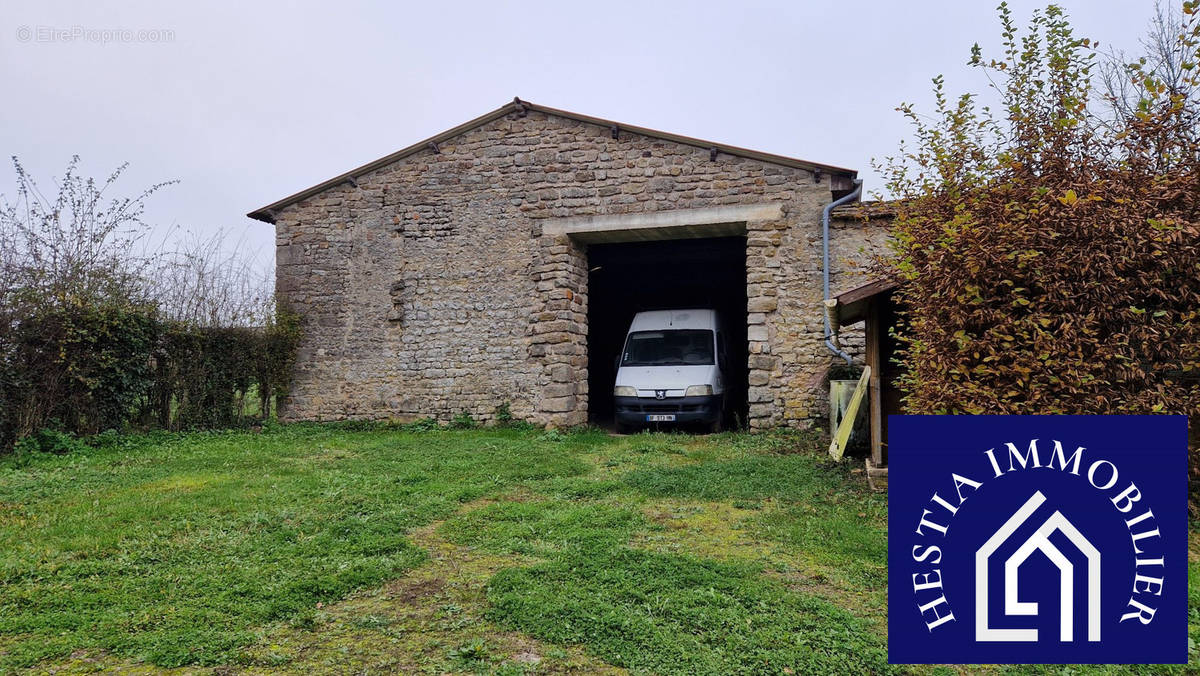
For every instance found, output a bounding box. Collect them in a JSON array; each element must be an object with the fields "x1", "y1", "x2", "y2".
[{"x1": 646, "y1": 414, "x2": 676, "y2": 422}]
